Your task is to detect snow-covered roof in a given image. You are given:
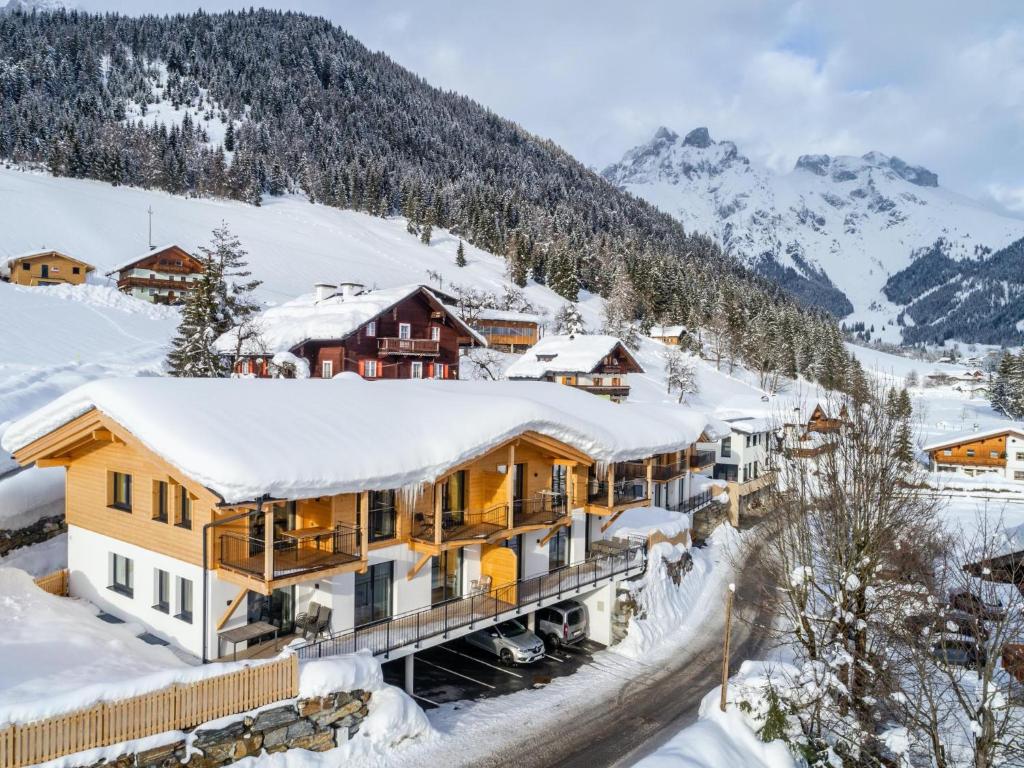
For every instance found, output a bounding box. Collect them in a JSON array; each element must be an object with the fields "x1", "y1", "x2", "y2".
[
  {"x1": 923, "y1": 426, "x2": 1024, "y2": 452},
  {"x1": 214, "y1": 284, "x2": 486, "y2": 356},
  {"x1": 505, "y1": 334, "x2": 643, "y2": 378},
  {"x1": 722, "y1": 415, "x2": 776, "y2": 434},
  {"x1": 3, "y1": 250, "x2": 94, "y2": 271},
  {"x1": 649, "y1": 324, "x2": 685, "y2": 338},
  {"x1": 470, "y1": 306, "x2": 543, "y2": 324},
  {"x1": 2, "y1": 378, "x2": 701, "y2": 504},
  {"x1": 104, "y1": 244, "x2": 195, "y2": 276}
]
